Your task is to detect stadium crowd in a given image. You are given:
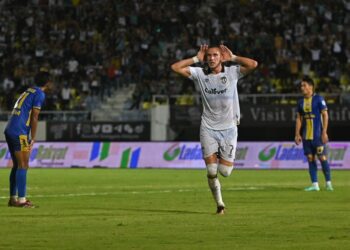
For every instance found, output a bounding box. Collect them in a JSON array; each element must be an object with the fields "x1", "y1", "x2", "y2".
[{"x1": 0, "y1": 0, "x2": 349, "y2": 111}]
